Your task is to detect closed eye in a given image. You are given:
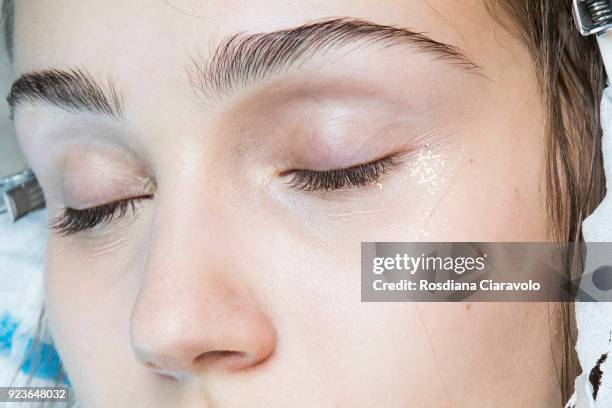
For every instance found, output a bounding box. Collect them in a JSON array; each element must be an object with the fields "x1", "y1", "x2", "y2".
[
  {"x1": 50, "y1": 194, "x2": 154, "y2": 236},
  {"x1": 50, "y1": 153, "x2": 403, "y2": 235},
  {"x1": 281, "y1": 153, "x2": 404, "y2": 191}
]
